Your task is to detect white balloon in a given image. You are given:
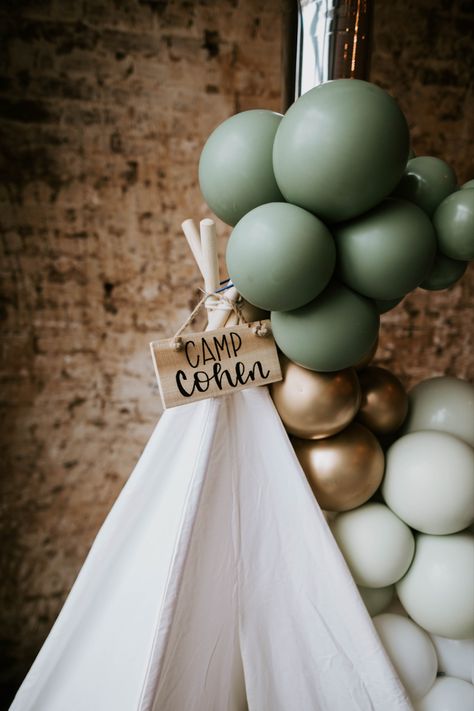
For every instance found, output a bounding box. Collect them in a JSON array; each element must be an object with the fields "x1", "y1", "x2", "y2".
[
  {"x1": 404, "y1": 376, "x2": 474, "y2": 447},
  {"x1": 415, "y1": 676, "x2": 474, "y2": 711},
  {"x1": 430, "y1": 635, "x2": 474, "y2": 684},
  {"x1": 397, "y1": 532, "x2": 474, "y2": 639},
  {"x1": 331, "y1": 503, "x2": 415, "y2": 587},
  {"x1": 373, "y1": 613, "x2": 438, "y2": 700},
  {"x1": 358, "y1": 584, "x2": 394, "y2": 616},
  {"x1": 382, "y1": 431, "x2": 474, "y2": 534}
]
